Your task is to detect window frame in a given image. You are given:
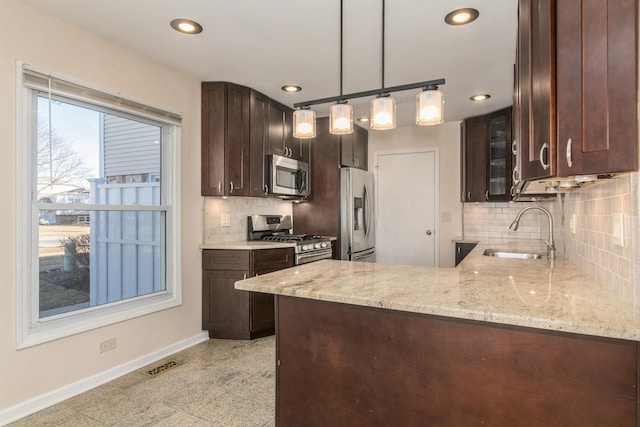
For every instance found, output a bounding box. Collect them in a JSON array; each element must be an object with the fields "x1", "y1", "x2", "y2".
[{"x1": 15, "y1": 62, "x2": 182, "y2": 349}]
